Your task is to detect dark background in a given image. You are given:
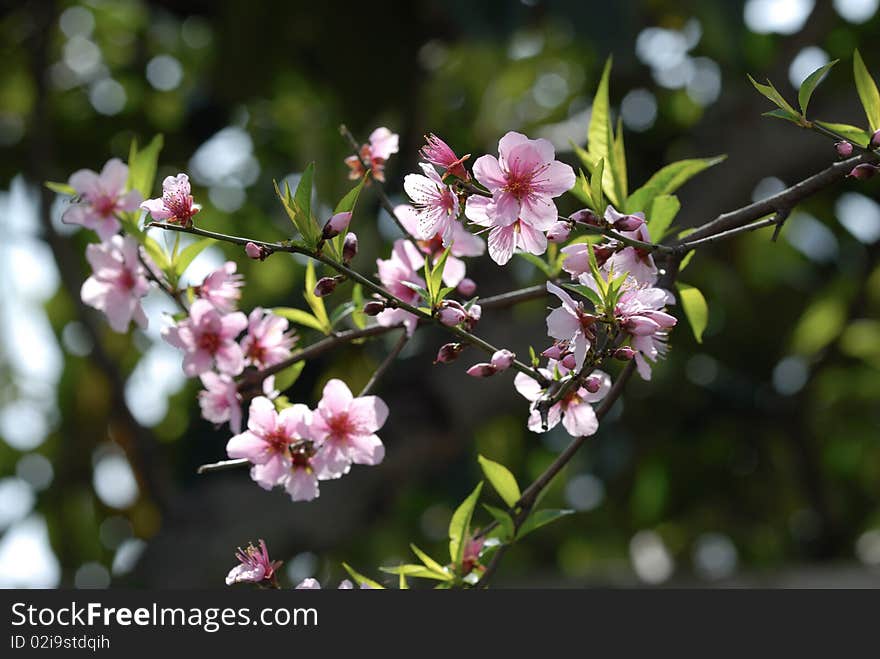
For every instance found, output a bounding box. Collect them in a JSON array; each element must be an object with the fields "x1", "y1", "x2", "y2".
[{"x1": 1, "y1": 0, "x2": 879, "y2": 588}]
